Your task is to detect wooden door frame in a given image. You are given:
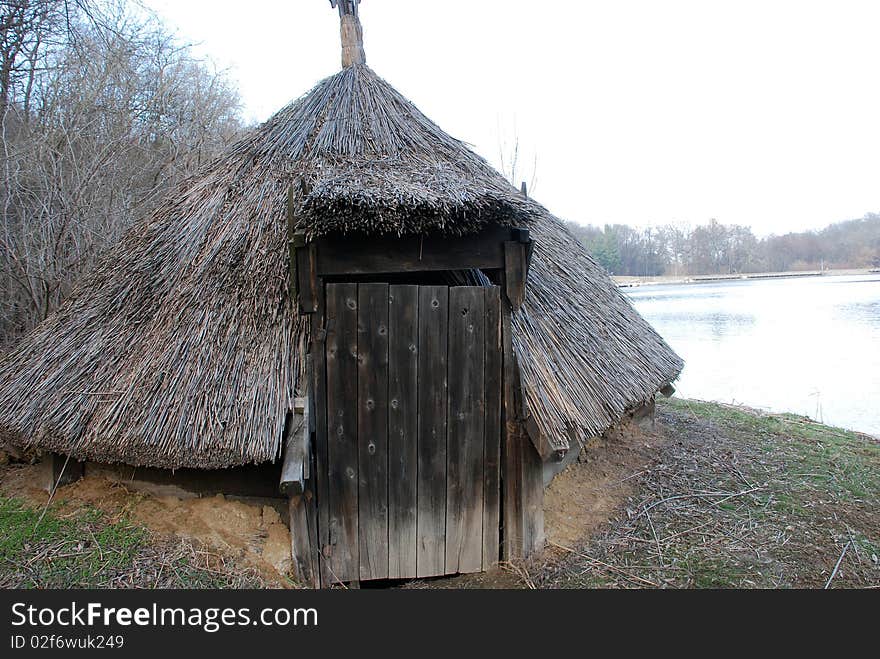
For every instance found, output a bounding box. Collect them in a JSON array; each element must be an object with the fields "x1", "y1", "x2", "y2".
[{"x1": 287, "y1": 227, "x2": 543, "y2": 587}]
